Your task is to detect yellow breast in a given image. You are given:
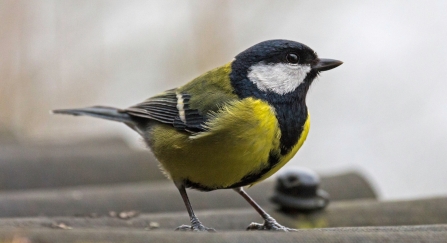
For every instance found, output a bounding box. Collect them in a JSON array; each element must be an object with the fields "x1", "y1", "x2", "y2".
[{"x1": 149, "y1": 98, "x2": 309, "y2": 190}]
